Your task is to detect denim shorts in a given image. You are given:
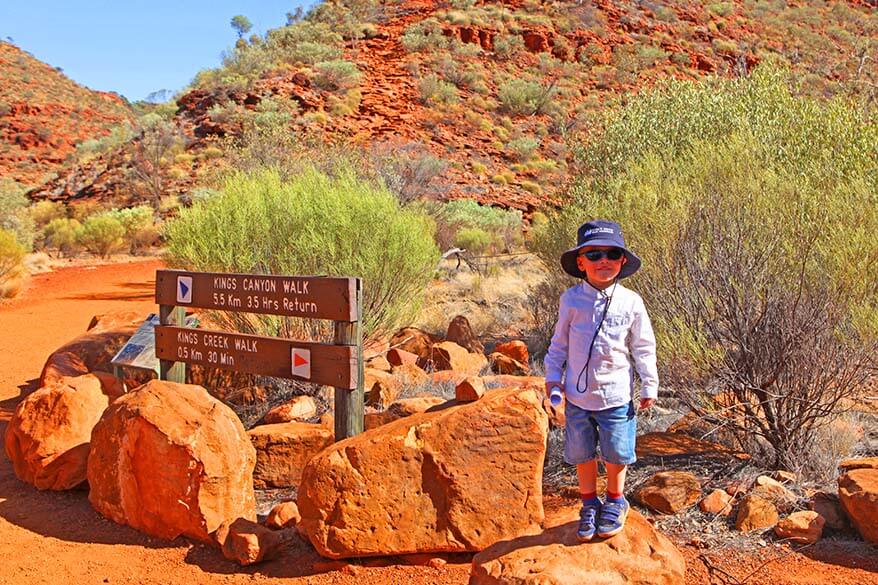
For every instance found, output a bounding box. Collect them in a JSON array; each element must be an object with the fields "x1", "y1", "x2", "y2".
[{"x1": 564, "y1": 401, "x2": 637, "y2": 465}]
